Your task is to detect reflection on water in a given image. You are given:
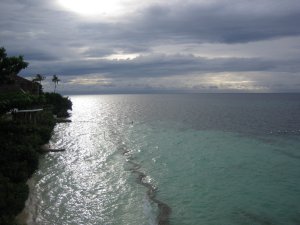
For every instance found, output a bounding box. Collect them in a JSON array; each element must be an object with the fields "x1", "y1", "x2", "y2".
[
  {"x1": 25, "y1": 95, "x2": 157, "y2": 225},
  {"x1": 24, "y1": 94, "x2": 300, "y2": 225}
]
